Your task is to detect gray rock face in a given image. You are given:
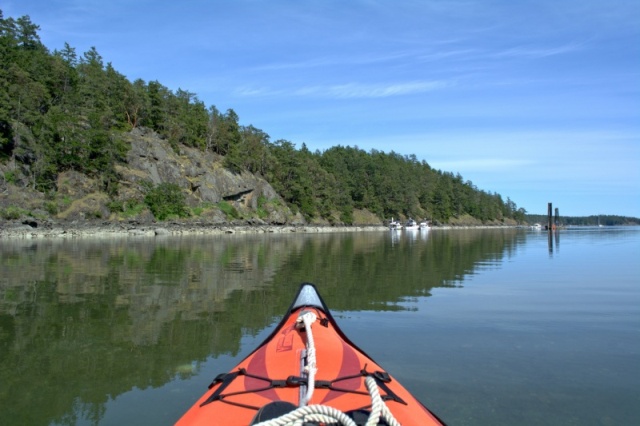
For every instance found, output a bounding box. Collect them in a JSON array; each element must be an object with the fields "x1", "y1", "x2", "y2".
[
  {"x1": 1, "y1": 127, "x2": 296, "y2": 225},
  {"x1": 120, "y1": 128, "x2": 283, "y2": 210}
]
